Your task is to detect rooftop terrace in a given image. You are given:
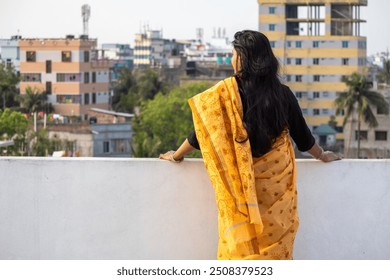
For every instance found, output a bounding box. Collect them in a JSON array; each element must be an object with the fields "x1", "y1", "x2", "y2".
[{"x1": 0, "y1": 157, "x2": 389, "y2": 259}]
